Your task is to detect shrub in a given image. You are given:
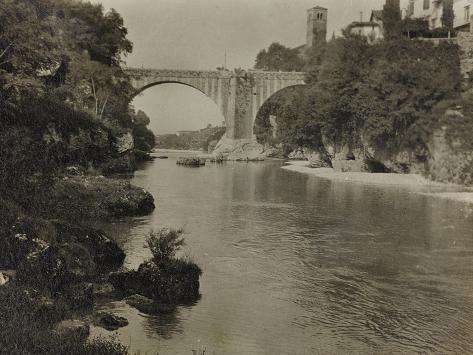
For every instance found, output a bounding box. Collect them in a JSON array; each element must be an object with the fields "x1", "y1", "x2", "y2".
[{"x1": 146, "y1": 227, "x2": 185, "y2": 265}]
